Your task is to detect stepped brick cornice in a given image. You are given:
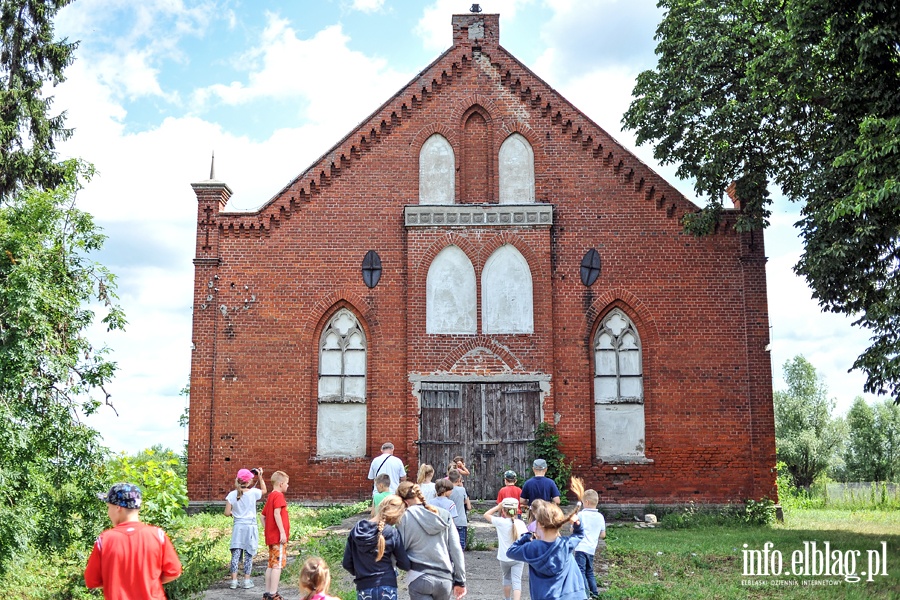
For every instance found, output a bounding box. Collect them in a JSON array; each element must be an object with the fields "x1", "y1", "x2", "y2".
[{"x1": 212, "y1": 29, "x2": 740, "y2": 236}]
